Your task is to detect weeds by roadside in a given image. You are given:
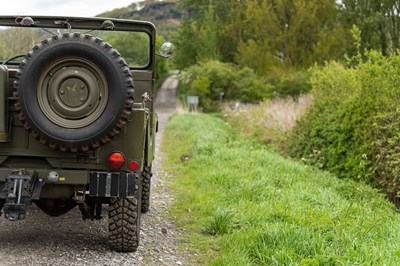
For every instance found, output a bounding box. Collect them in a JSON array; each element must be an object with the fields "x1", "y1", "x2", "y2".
[
  {"x1": 163, "y1": 113, "x2": 400, "y2": 265},
  {"x1": 223, "y1": 95, "x2": 312, "y2": 151}
]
